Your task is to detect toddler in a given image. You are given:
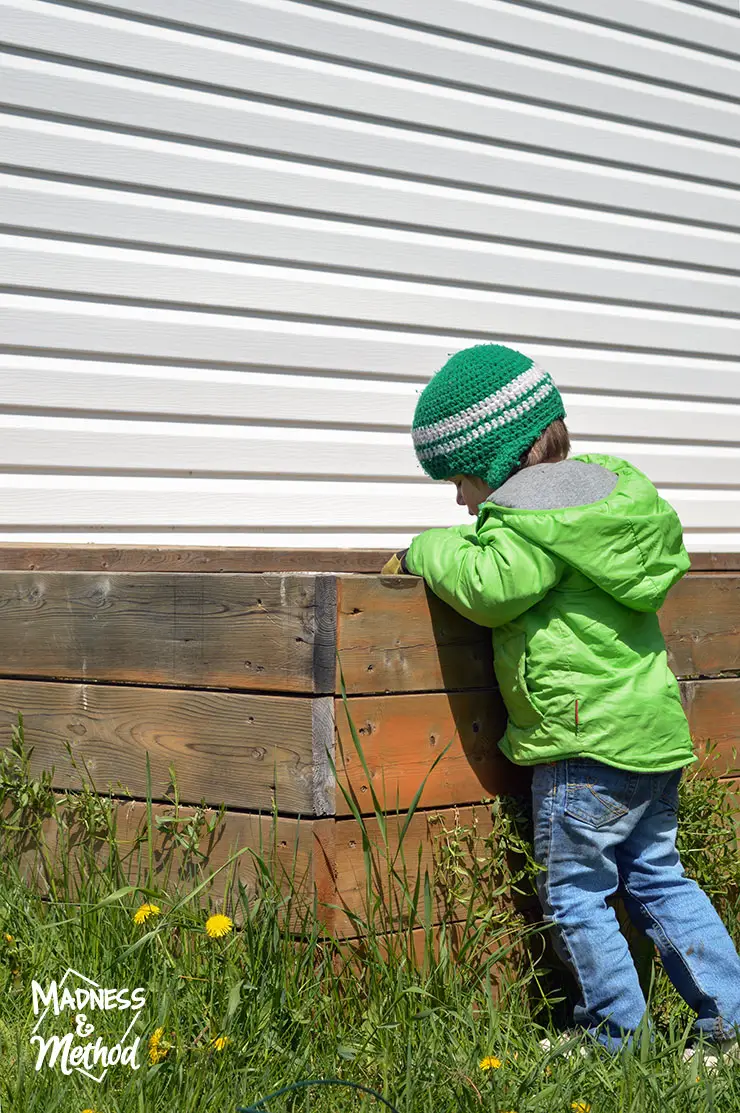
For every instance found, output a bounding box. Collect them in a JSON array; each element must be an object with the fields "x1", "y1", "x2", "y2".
[{"x1": 383, "y1": 343, "x2": 740, "y2": 1063}]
